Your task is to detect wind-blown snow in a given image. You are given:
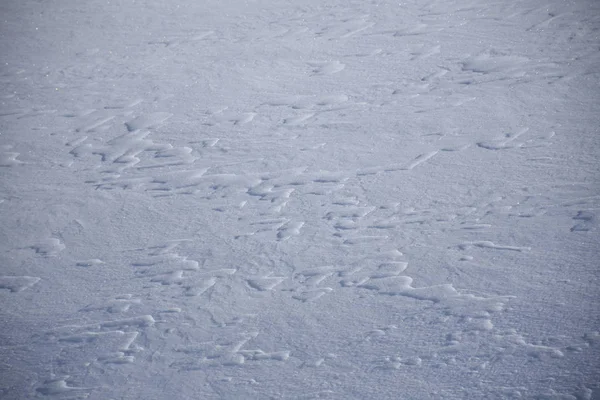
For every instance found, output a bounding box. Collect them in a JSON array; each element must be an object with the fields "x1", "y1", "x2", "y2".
[{"x1": 1, "y1": 0, "x2": 599, "y2": 398}]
